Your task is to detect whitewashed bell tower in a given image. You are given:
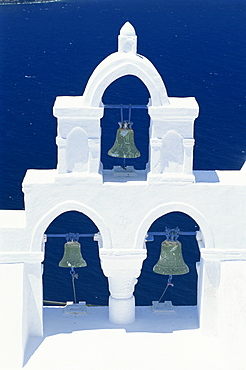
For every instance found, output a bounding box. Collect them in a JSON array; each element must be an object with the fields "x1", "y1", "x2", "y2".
[
  {"x1": 0, "y1": 22, "x2": 246, "y2": 369},
  {"x1": 54, "y1": 21, "x2": 197, "y2": 183}
]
